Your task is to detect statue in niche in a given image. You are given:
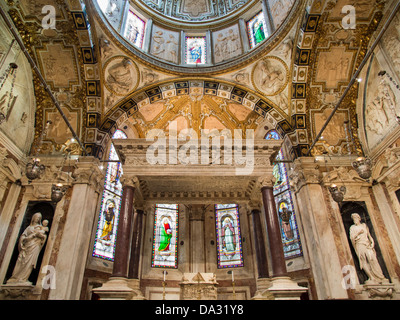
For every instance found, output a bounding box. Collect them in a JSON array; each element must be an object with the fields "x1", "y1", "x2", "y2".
[
  {"x1": 349, "y1": 213, "x2": 389, "y2": 285},
  {"x1": 7, "y1": 213, "x2": 48, "y2": 285}
]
